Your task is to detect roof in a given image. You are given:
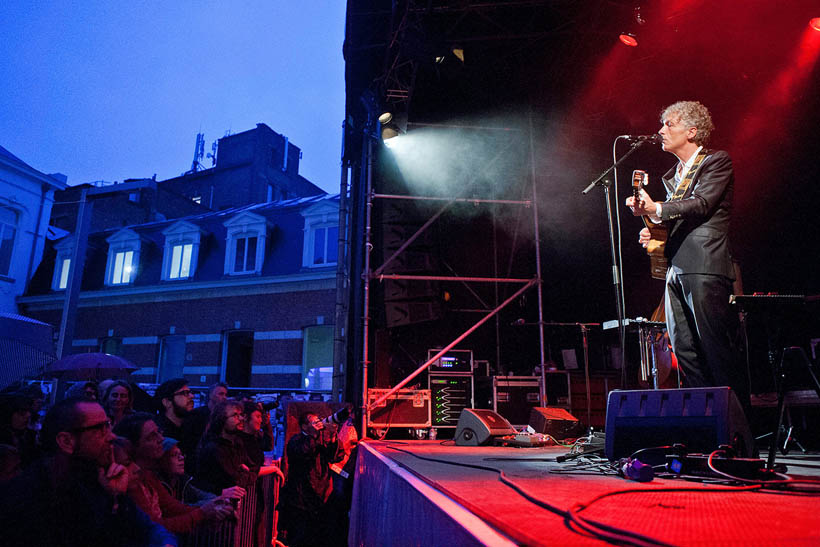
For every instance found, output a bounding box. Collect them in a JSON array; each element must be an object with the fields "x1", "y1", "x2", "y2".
[{"x1": 0, "y1": 144, "x2": 69, "y2": 190}]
